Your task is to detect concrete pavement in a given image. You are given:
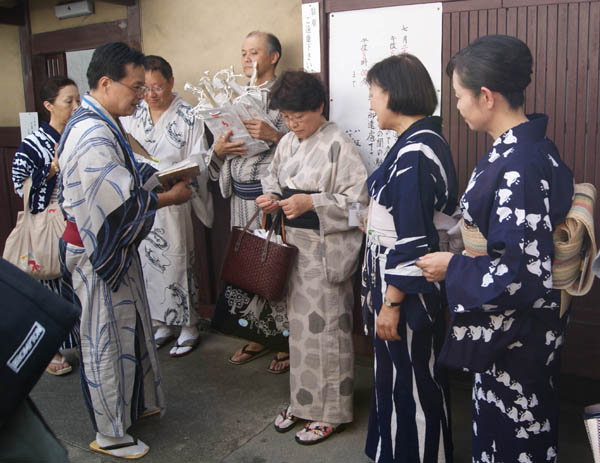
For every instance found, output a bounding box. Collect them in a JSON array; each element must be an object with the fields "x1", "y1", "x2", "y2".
[{"x1": 30, "y1": 327, "x2": 596, "y2": 462}]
